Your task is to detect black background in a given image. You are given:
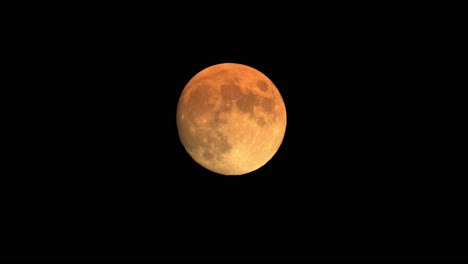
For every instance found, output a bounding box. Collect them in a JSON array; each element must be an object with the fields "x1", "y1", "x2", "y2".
[{"x1": 3, "y1": 2, "x2": 466, "y2": 262}]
